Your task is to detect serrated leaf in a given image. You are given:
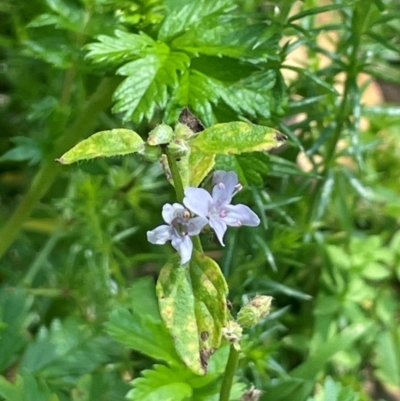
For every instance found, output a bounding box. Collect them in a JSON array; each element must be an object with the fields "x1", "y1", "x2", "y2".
[
  {"x1": 0, "y1": 287, "x2": 34, "y2": 372},
  {"x1": 21, "y1": 319, "x2": 111, "y2": 377},
  {"x1": 156, "y1": 251, "x2": 228, "y2": 375},
  {"x1": 56, "y1": 129, "x2": 144, "y2": 164},
  {"x1": 0, "y1": 137, "x2": 42, "y2": 165},
  {"x1": 191, "y1": 122, "x2": 285, "y2": 155},
  {"x1": 159, "y1": 0, "x2": 234, "y2": 41},
  {"x1": 106, "y1": 308, "x2": 182, "y2": 365},
  {"x1": 0, "y1": 371, "x2": 59, "y2": 401},
  {"x1": 215, "y1": 153, "x2": 271, "y2": 185},
  {"x1": 172, "y1": 16, "x2": 279, "y2": 61},
  {"x1": 85, "y1": 31, "x2": 155, "y2": 64},
  {"x1": 165, "y1": 70, "x2": 219, "y2": 126},
  {"x1": 114, "y1": 44, "x2": 190, "y2": 122},
  {"x1": 29, "y1": 0, "x2": 85, "y2": 32}
]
